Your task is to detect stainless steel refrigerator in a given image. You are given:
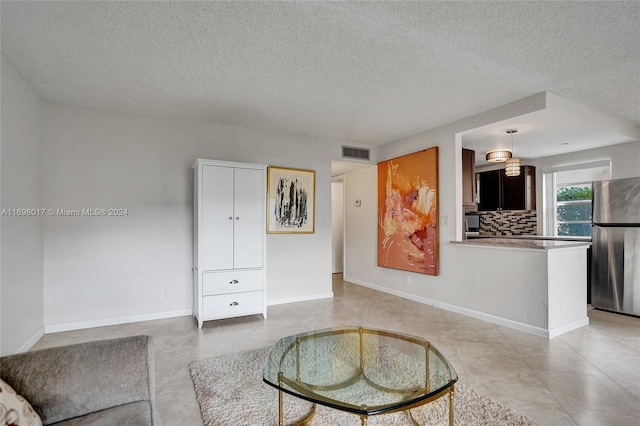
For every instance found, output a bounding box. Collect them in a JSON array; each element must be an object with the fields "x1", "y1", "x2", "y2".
[{"x1": 591, "y1": 177, "x2": 640, "y2": 316}]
